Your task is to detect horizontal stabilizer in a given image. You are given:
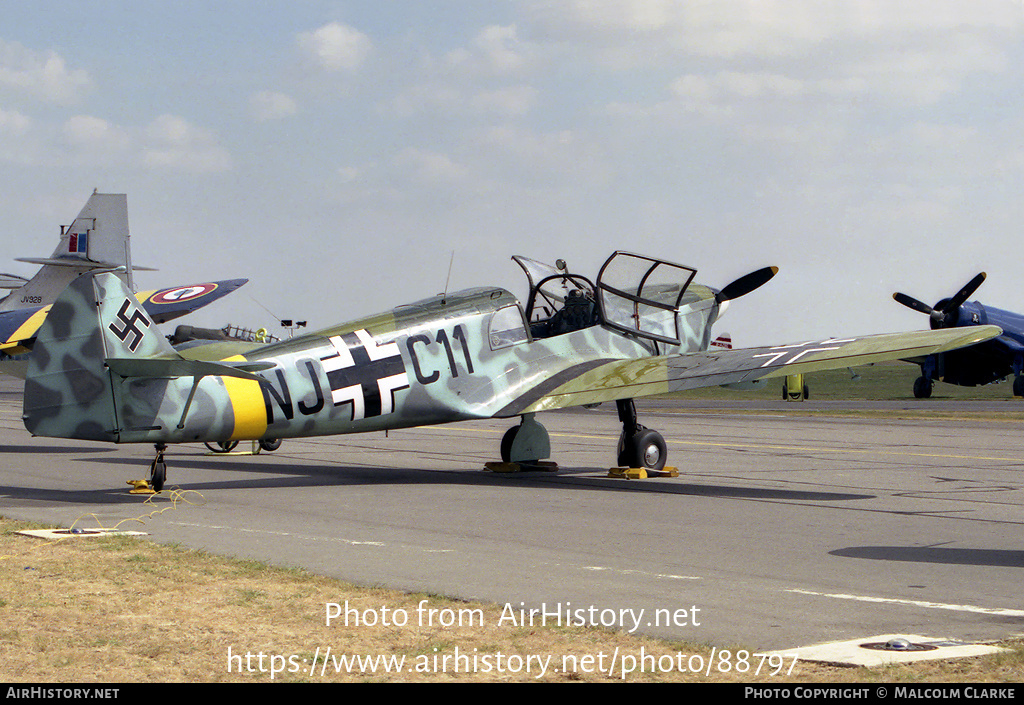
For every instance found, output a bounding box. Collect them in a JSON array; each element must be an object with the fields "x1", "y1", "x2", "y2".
[
  {"x1": 15, "y1": 256, "x2": 154, "y2": 271},
  {"x1": 25, "y1": 272, "x2": 270, "y2": 442},
  {"x1": 105, "y1": 357, "x2": 272, "y2": 382},
  {"x1": 0, "y1": 273, "x2": 29, "y2": 289}
]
